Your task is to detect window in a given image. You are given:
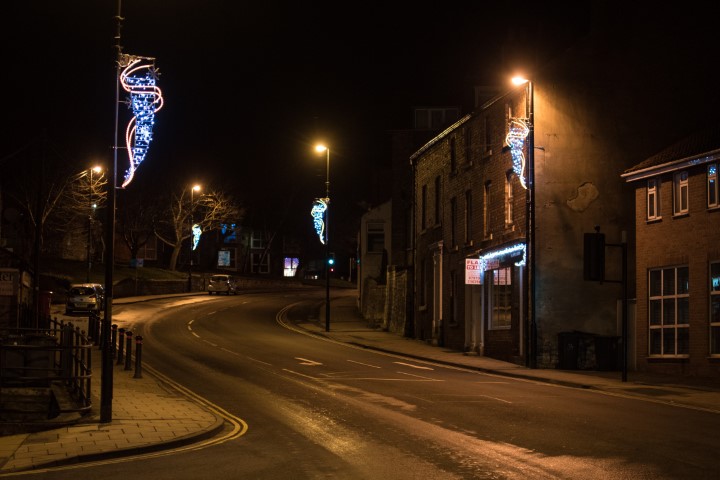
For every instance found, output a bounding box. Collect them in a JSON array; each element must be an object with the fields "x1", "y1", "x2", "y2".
[
  {"x1": 649, "y1": 266, "x2": 689, "y2": 356},
  {"x1": 464, "y1": 190, "x2": 472, "y2": 244},
  {"x1": 450, "y1": 270, "x2": 457, "y2": 325},
  {"x1": 489, "y1": 267, "x2": 512, "y2": 329},
  {"x1": 251, "y1": 252, "x2": 270, "y2": 274},
  {"x1": 419, "y1": 258, "x2": 427, "y2": 306},
  {"x1": 673, "y1": 171, "x2": 689, "y2": 215},
  {"x1": 367, "y1": 222, "x2": 385, "y2": 253},
  {"x1": 465, "y1": 128, "x2": 472, "y2": 165},
  {"x1": 421, "y1": 184, "x2": 427, "y2": 230},
  {"x1": 283, "y1": 257, "x2": 299, "y2": 277},
  {"x1": 647, "y1": 178, "x2": 660, "y2": 220},
  {"x1": 450, "y1": 138, "x2": 457, "y2": 172},
  {"x1": 711, "y1": 262, "x2": 720, "y2": 355},
  {"x1": 709, "y1": 164, "x2": 718, "y2": 208},
  {"x1": 505, "y1": 170, "x2": 514, "y2": 226},
  {"x1": 251, "y1": 231, "x2": 265, "y2": 249},
  {"x1": 450, "y1": 197, "x2": 457, "y2": 248},
  {"x1": 483, "y1": 181, "x2": 491, "y2": 238},
  {"x1": 434, "y1": 176, "x2": 441, "y2": 226}
]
